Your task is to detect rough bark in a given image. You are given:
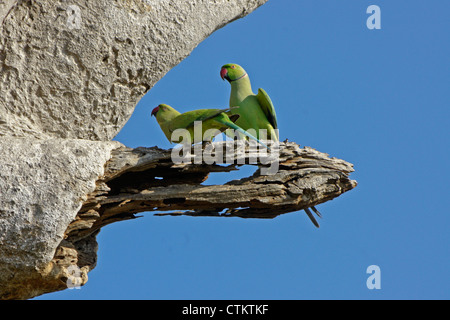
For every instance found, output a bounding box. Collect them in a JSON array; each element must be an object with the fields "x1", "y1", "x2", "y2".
[
  {"x1": 57, "y1": 141, "x2": 356, "y2": 299},
  {"x1": 83, "y1": 141, "x2": 356, "y2": 223},
  {"x1": 0, "y1": 139, "x2": 356, "y2": 300}
]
